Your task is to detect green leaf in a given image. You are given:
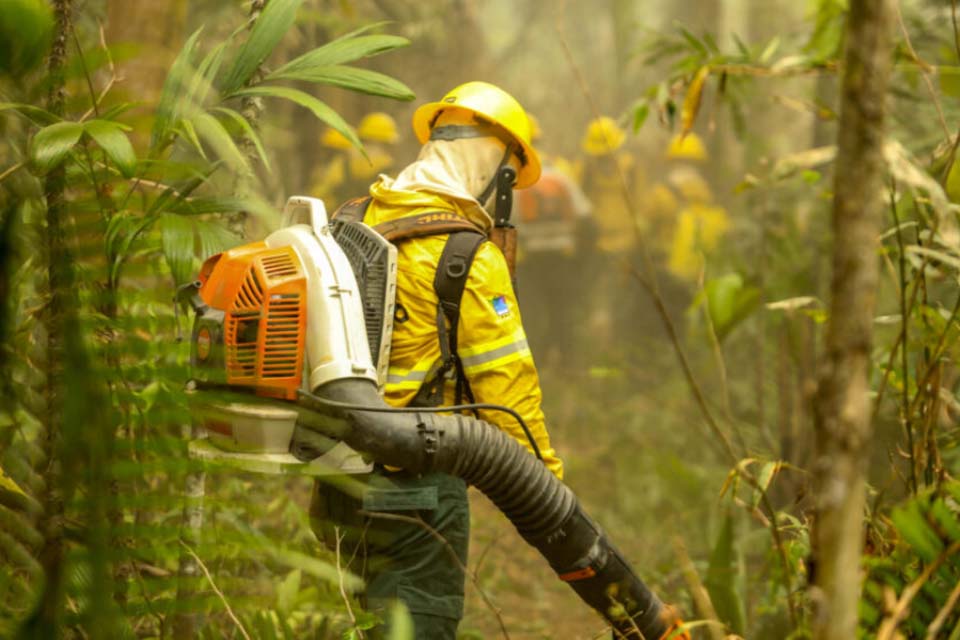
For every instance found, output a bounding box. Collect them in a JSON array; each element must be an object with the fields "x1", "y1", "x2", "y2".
[
  {"x1": 152, "y1": 28, "x2": 203, "y2": 152},
  {"x1": 212, "y1": 107, "x2": 271, "y2": 171},
  {"x1": 945, "y1": 152, "x2": 960, "y2": 203},
  {"x1": 929, "y1": 498, "x2": 960, "y2": 545},
  {"x1": 104, "y1": 210, "x2": 137, "y2": 262},
  {"x1": 136, "y1": 381, "x2": 161, "y2": 412},
  {"x1": 30, "y1": 121, "x2": 84, "y2": 173},
  {"x1": 267, "y1": 64, "x2": 414, "y2": 100},
  {"x1": 84, "y1": 120, "x2": 137, "y2": 178},
  {"x1": 892, "y1": 499, "x2": 944, "y2": 564},
  {"x1": 678, "y1": 26, "x2": 708, "y2": 58},
  {"x1": 939, "y1": 65, "x2": 960, "y2": 99},
  {"x1": 751, "y1": 460, "x2": 782, "y2": 508},
  {"x1": 194, "y1": 219, "x2": 239, "y2": 260},
  {"x1": 0, "y1": 0, "x2": 54, "y2": 76},
  {"x1": 189, "y1": 111, "x2": 250, "y2": 173},
  {"x1": 98, "y1": 102, "x2": 141, "y2": 122},
  {"x1": 229, "y1": 85, "x2": 363, "y2": 153},
  {"x1": 696, "y1": 273, "x2": 761, "y2": 341},
  {"x1": 704, "y1": 511, "x2": 746, "y2": 634},
  {"x1": 386, "y1": 602, "x2": 413, "y2": 640},
  {"x1": 804, "y1": 0, "x2": 847, "y2": 63},
  {"x1": 268, "y1": 547, "x2": 364, "y2": 592},
  {"x1": 0, "y1": 464, "x2": 26, "y2": 498},
  {"x1": 159, "y1": 213, "x2": 197, "y2": 285},
  {"x1": 759, "y1": 36, "x2": 781, "y2": 64},
  {"x1": 268, "y1": 32, "x2": 411, "y2": 79},
  {"x1": 632, "y1": 102, "x2": 649, "y2": 133},
  {"x1": 176, "y1": 120, "x2": 206, "y2": 159},
  {"x1": 220, "y1": 0, "x2": 303, "y2": 95},
  {"x1": 0, "y1": 102, "x2": 58, "y2": 126},
  {"x1": 276, "y1": 569, "x2": 301, "y2": 615}
]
